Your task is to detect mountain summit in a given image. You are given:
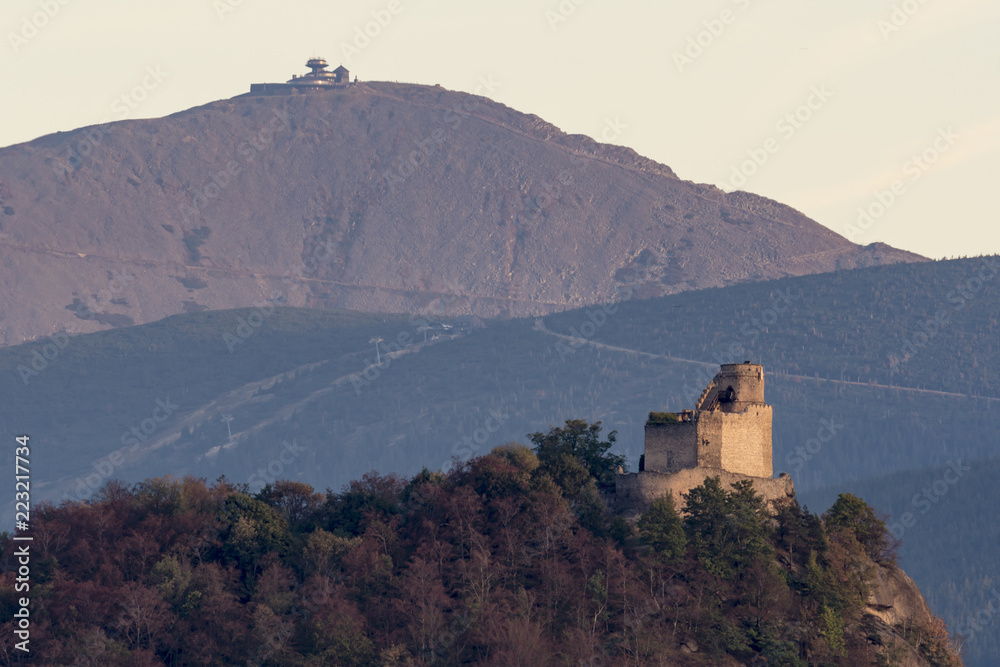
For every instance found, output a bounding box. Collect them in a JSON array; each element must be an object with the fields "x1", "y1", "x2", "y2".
[{"x1": 0, "y1": 76, "x2": 922, "y2": 344}]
